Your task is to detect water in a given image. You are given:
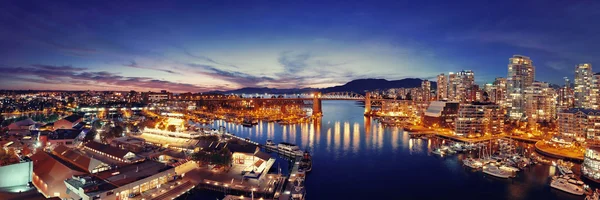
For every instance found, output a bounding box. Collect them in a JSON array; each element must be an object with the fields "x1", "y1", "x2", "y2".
[{"x1": 184, "y1": 101, "x2": 582, "y2": 200}]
